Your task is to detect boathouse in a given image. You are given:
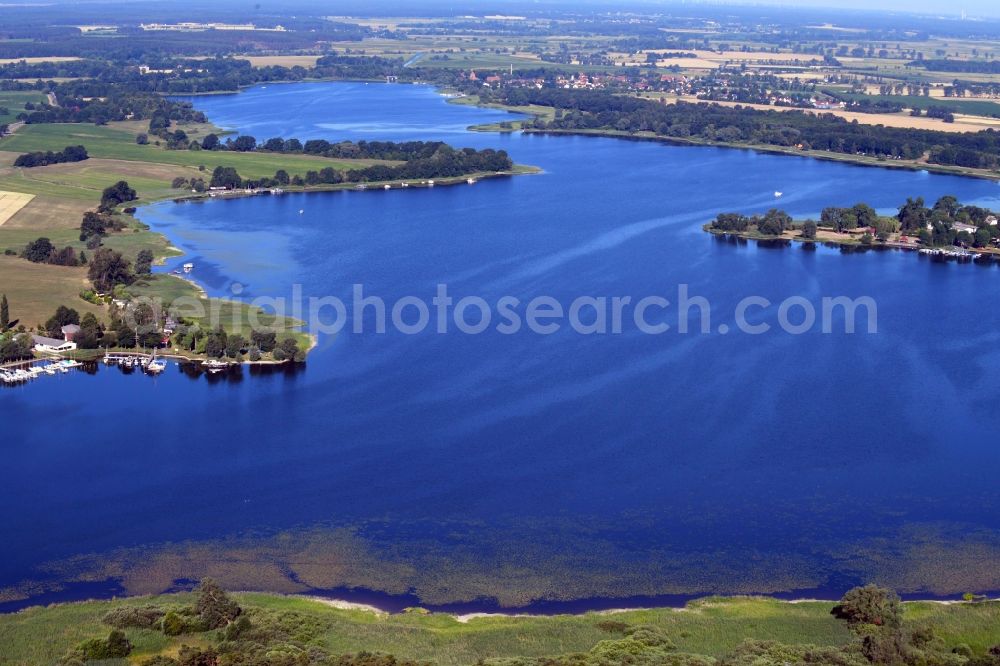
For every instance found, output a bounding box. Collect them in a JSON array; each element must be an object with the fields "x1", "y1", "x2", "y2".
[{"x1": 32, "y1": 335, "x2": 77, "y2": 353}]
